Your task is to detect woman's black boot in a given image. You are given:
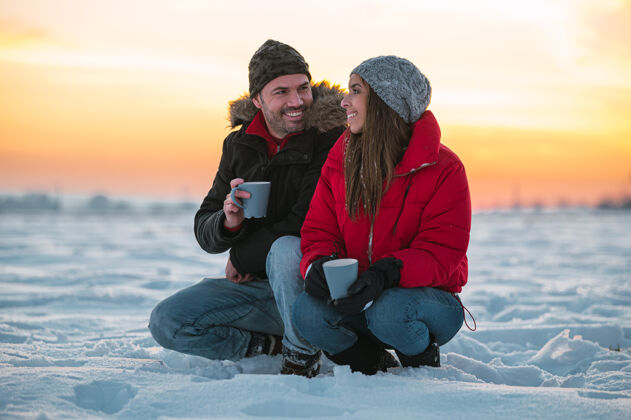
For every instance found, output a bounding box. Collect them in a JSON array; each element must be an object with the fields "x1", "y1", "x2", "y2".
[
  {"x1": 325, "y1": 334, "x2": 399, "y2": 375},
  {"x1": 395, "y1": 338, "x2": 440, "y2": 368}
]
